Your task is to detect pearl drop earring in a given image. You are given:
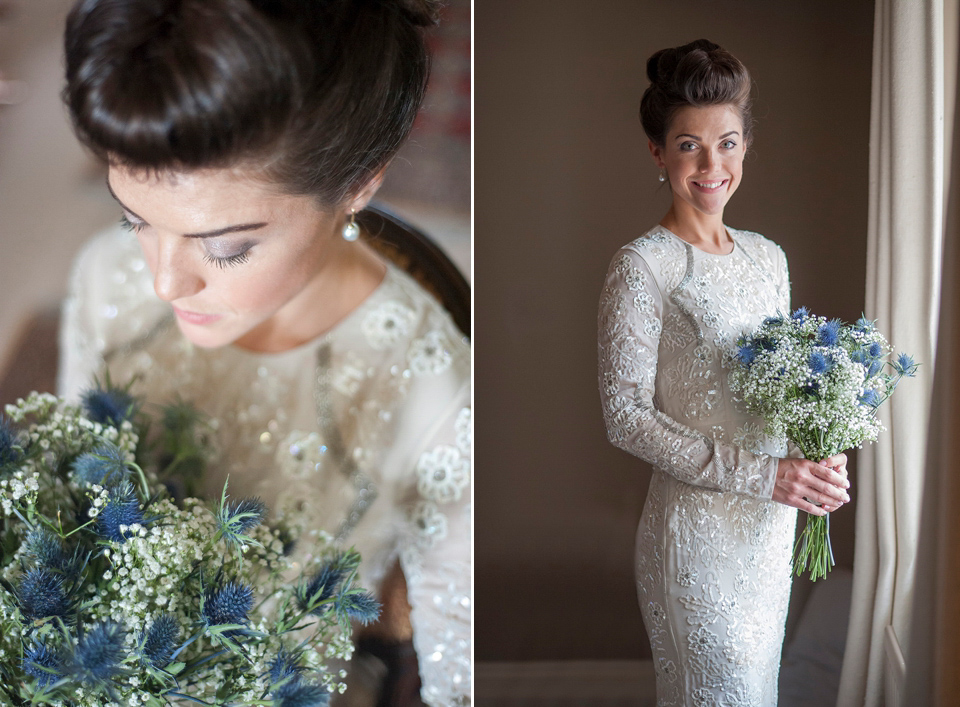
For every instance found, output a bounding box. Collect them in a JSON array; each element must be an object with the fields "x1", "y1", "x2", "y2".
[
  {"x1": 658, "y1": 168, "x2": 666, "y2": 183},
  {"x1": 342, "y1": 210, "x2": 360, "y2": 242}
]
